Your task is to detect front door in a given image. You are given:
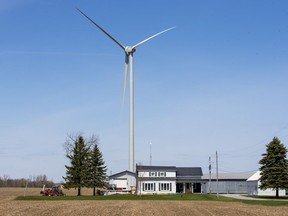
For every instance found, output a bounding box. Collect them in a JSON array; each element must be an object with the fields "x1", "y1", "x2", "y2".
[
  {"x1": 185, "y1": 183, "x2": 191, "y2": 193},
  {"x1": 193, "y1": 183, "x2": 201, "y2": 193}
]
